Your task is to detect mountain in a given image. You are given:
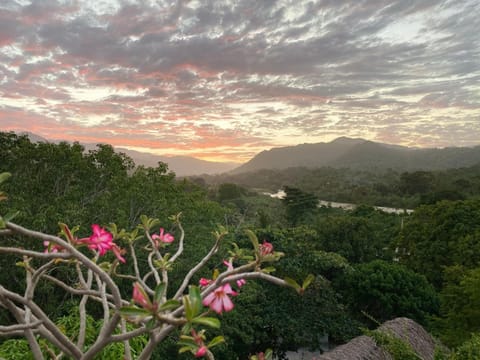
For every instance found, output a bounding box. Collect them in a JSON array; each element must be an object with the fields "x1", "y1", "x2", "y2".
[
  {"x1": 19, "y1": 131, "x2": 49, "y2": 143},
  {"x1": 115, "y1": 148, "x2": 239, "y2": 176},
  {"x1": 17, "y1": 132, "x2": 239, "y2": 176},
  {"x1": 230, "y1": 137, "x2": 480, "y2": 174},
  {"x1": 230, "y1": 137, "x2": 365, "y2": 174}
]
